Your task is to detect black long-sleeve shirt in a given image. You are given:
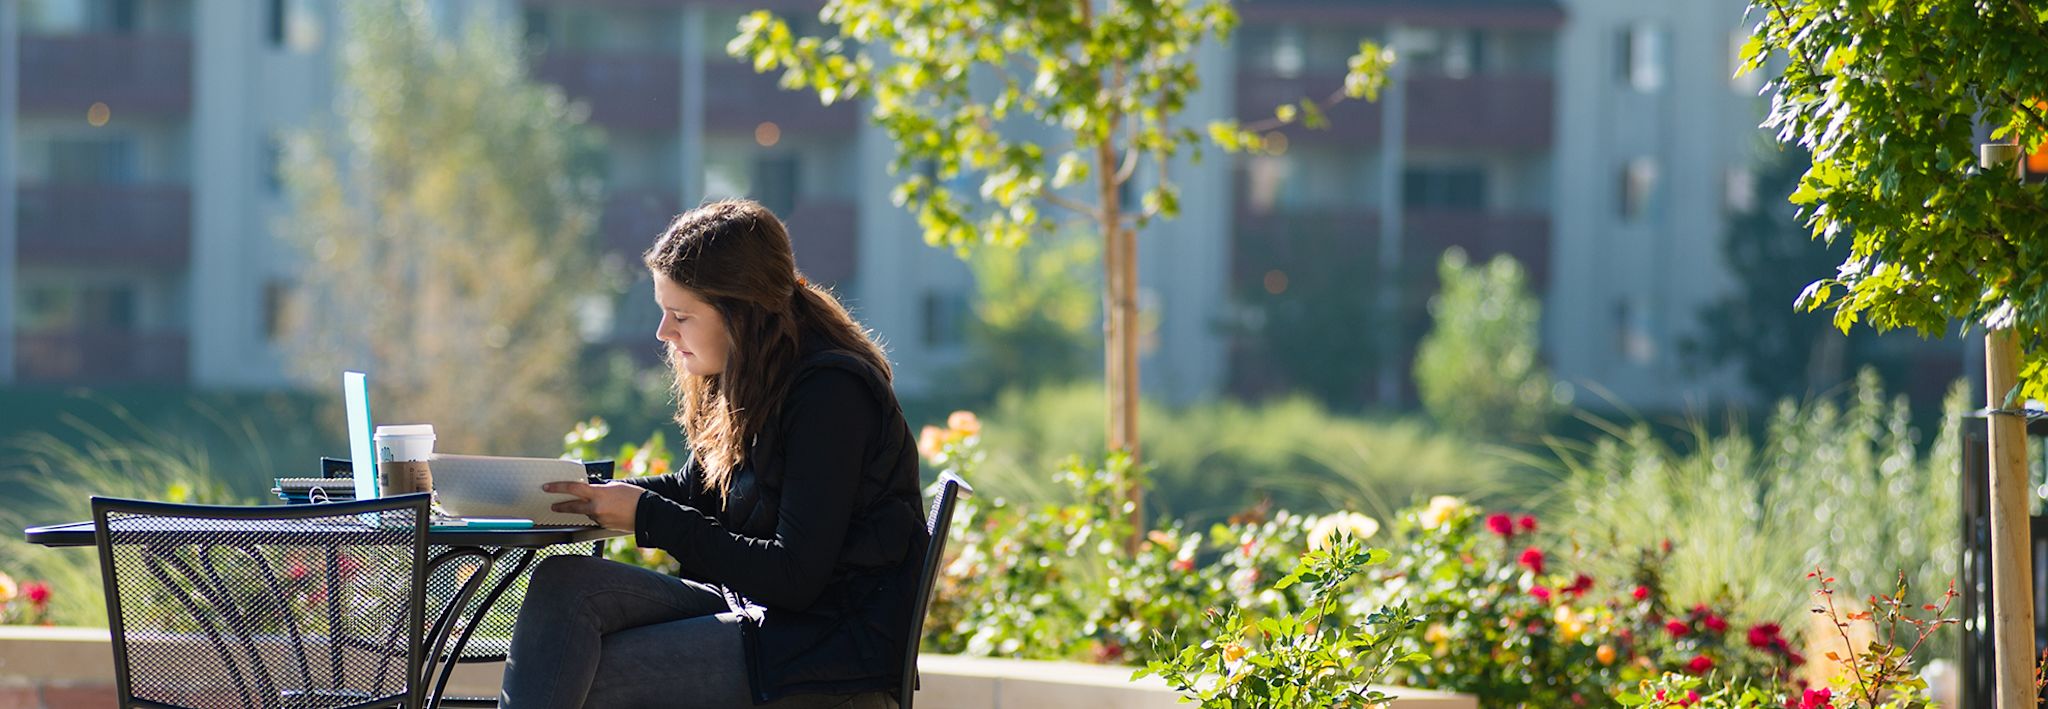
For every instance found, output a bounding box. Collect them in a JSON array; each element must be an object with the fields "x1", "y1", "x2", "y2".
[
  {"x1": 623, "y1": 346, "x2": 926, "y2": 703},
  {"x1": 631, "y1": 368, "x2": 878, "y2": 610}
]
